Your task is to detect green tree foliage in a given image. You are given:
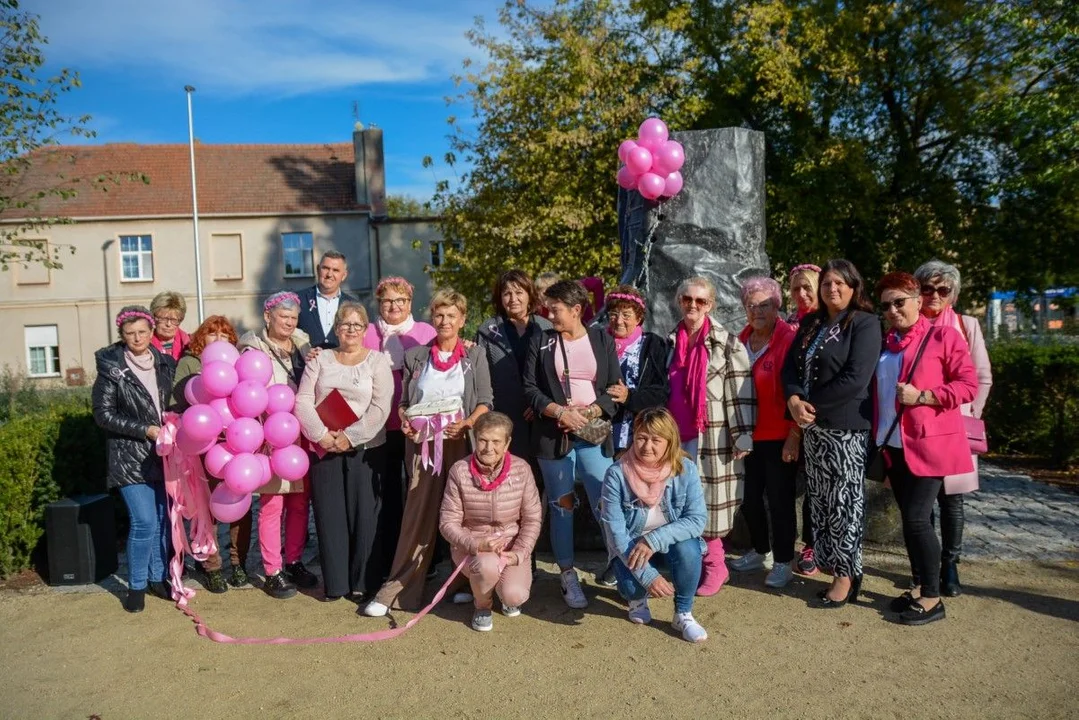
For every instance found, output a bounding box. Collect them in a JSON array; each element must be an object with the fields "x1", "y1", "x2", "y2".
[{"x1": 385, "y1": 194, "x2": 435, "y2": 218}]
